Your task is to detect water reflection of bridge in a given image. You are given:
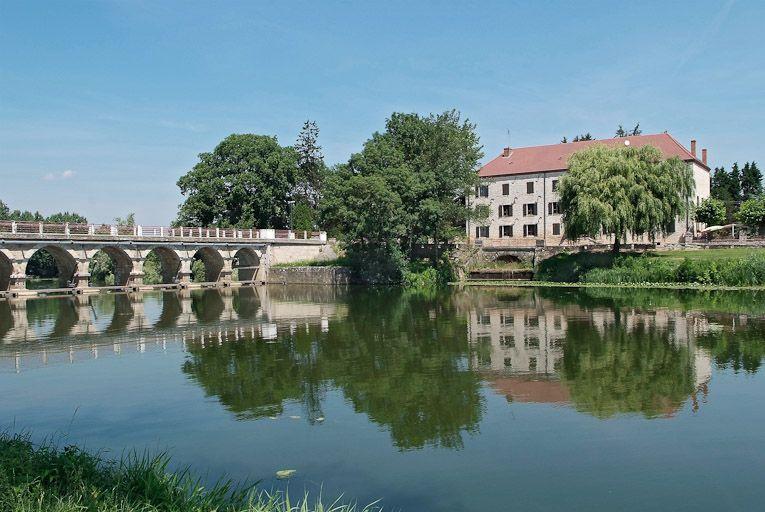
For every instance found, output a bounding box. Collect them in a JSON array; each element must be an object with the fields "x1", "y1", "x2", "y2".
[{"x1": 0, "y1": 286, "x2": 347, "y2": 372}]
